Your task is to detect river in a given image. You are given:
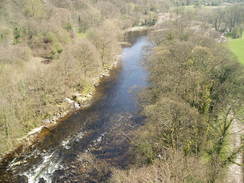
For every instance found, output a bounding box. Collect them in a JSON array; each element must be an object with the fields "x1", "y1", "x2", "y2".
[{"x1": 0, "y1": 36, "x2": 152, "y2": 183}]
